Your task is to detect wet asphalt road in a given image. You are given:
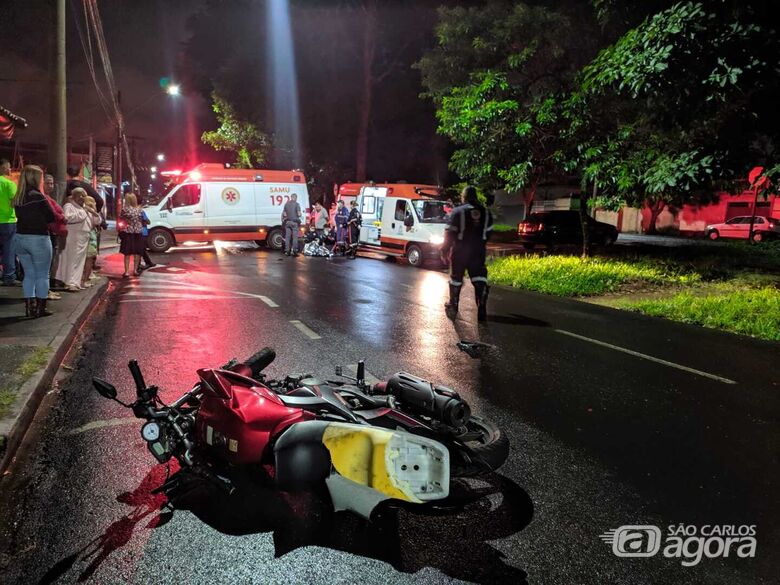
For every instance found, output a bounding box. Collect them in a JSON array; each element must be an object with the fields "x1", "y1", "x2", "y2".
[{"x1": 0, "y1": 242, "x2": 777, "y2": 584}]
